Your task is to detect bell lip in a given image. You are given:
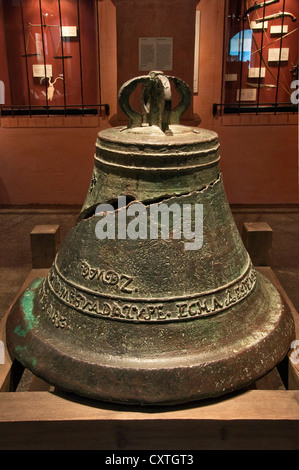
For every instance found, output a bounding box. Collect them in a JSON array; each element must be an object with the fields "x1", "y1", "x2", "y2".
[{"x1": 5, "y1": 272, "x2": 295, "y2": 406}]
